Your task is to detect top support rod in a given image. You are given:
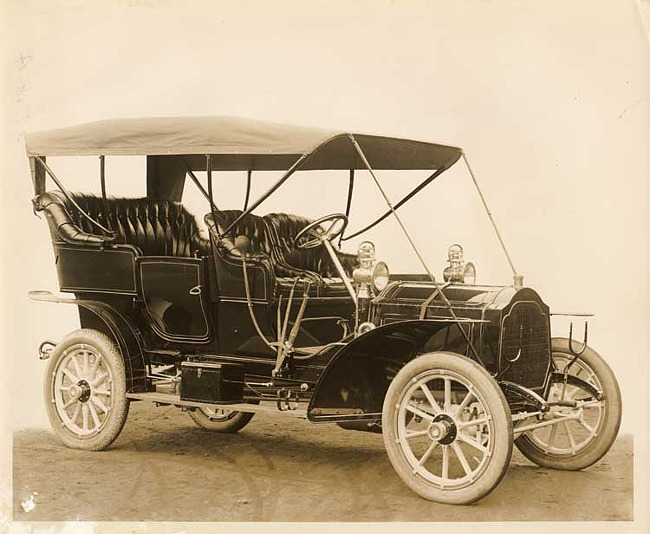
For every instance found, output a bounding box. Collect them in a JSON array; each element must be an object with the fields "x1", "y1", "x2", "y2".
[
  {"x1": 461, "y1": 152, "x2": 521, "y2": 285},
  {"x1": 220, "y1": 152, "x2": 309, "y2": 238},
  {"x1": 35, "y1": 156, "x2": 115, "y2": 237},
  {"x1": 347, "y1": 134, "x2": 437, "y2": 283},
  {"x1": 348, "y1": 134, "x2": 483, "y2": 364},
  {"x1": 99, "y1": 155, "x2": 112, "y2": 231}
]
